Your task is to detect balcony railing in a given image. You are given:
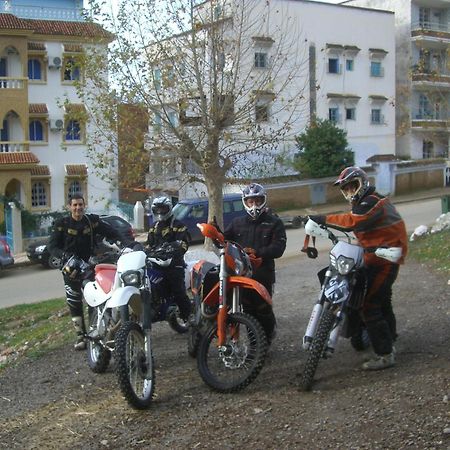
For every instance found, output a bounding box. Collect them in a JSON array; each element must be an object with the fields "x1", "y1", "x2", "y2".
[
  {"x1": 0, "y1": 4, "x2": 84, "y2": 21},
  {"x1": 413, "y1": 110, "x2": 448, "y2": 121},
  {"x1": 0, "y1": 142, "x2": 30, "y2": 153},
  {"x1": 0, "y1": 77, "x2": 28, "y2": 89},
  {"x1": 411, "y1": 21, "x2": 450, "y2": 39}
]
